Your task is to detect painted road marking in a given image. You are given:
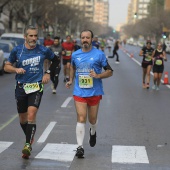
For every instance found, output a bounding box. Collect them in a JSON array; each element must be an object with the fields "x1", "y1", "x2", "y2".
[
  {"x1": 0, "y1": 114, "x2": 18, "y2": 131},
  {"x1": 37, "y1": 122, "x2": 56, "y2": 143},
  {"x1": 112, "y1": 145, "x2": 149, "y2": 164},
  {"x1": 0, "y1": 141, "x2": 13, "y2": 153},
  {"x1": 35, "y1": 143, "x2": 78, "y2": 161},
  {"x1": 61, "y1": 97, "x2": 72, "y2": 108},
  {"x1": 0, "y1": 86, "x2": 52, "y2": 131}
]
